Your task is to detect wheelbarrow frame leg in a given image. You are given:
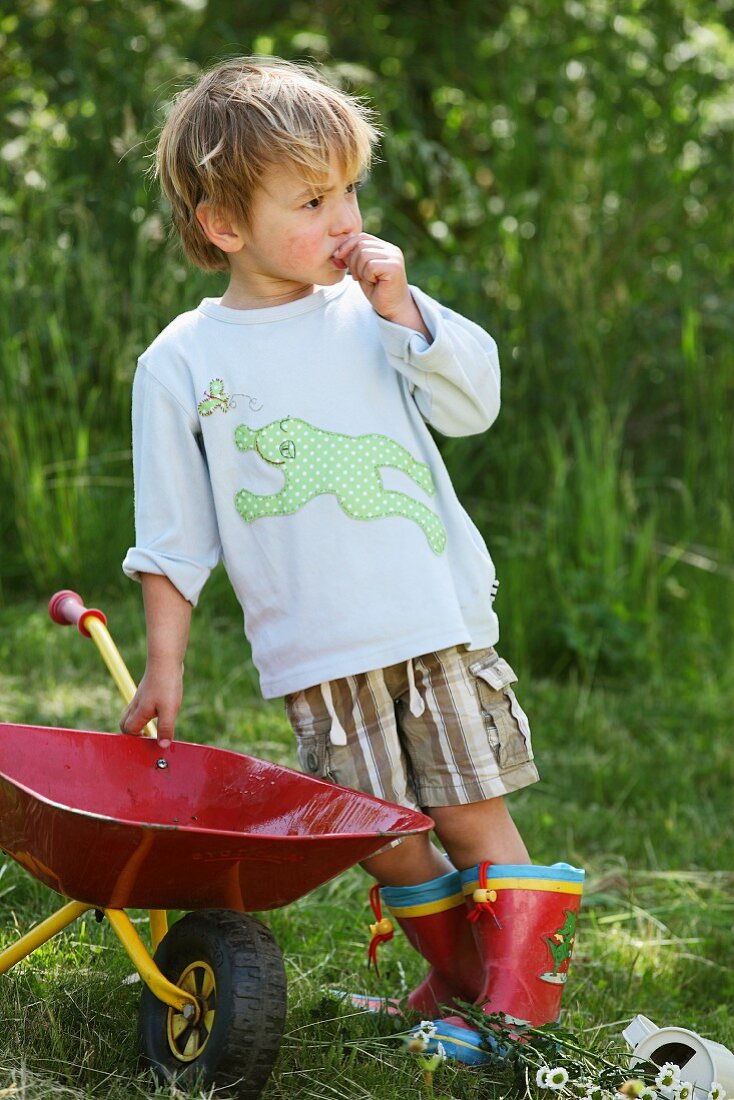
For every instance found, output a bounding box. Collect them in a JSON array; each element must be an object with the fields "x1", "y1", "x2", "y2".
[
  {"x1": 104, "y1": 908, "x2": 196, "y2": 1017},
  {"x1": 0, "y1": 900, "x2": 92, "y2": 973},
  {"x1": 0, "y1": 901, "x2": 192, "y2": 1018},
  {"x1": 149, "y1": 909, "x2": 168, "y2": 952}
]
